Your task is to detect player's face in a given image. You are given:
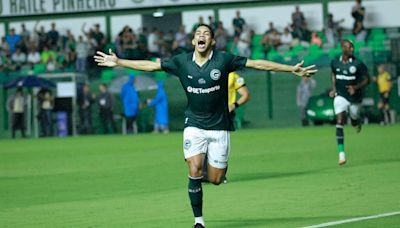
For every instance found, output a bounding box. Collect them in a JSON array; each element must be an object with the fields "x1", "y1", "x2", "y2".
[
  {"x1": 341, "y1": 41, "x2": 354, "y2": 57},
  {"x1": 192, "y1": 26, "x2": 215, "y2": 53}
]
